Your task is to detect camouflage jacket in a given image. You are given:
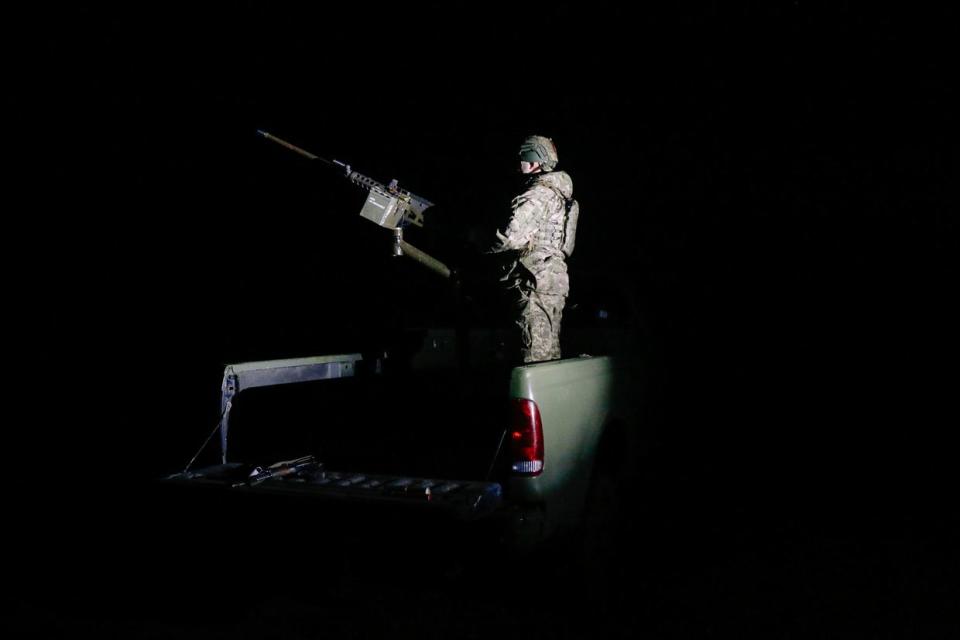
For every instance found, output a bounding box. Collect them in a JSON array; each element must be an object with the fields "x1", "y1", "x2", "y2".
[{"x1": 491, "y1": 171, "x2": 574, "y2": 296}]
